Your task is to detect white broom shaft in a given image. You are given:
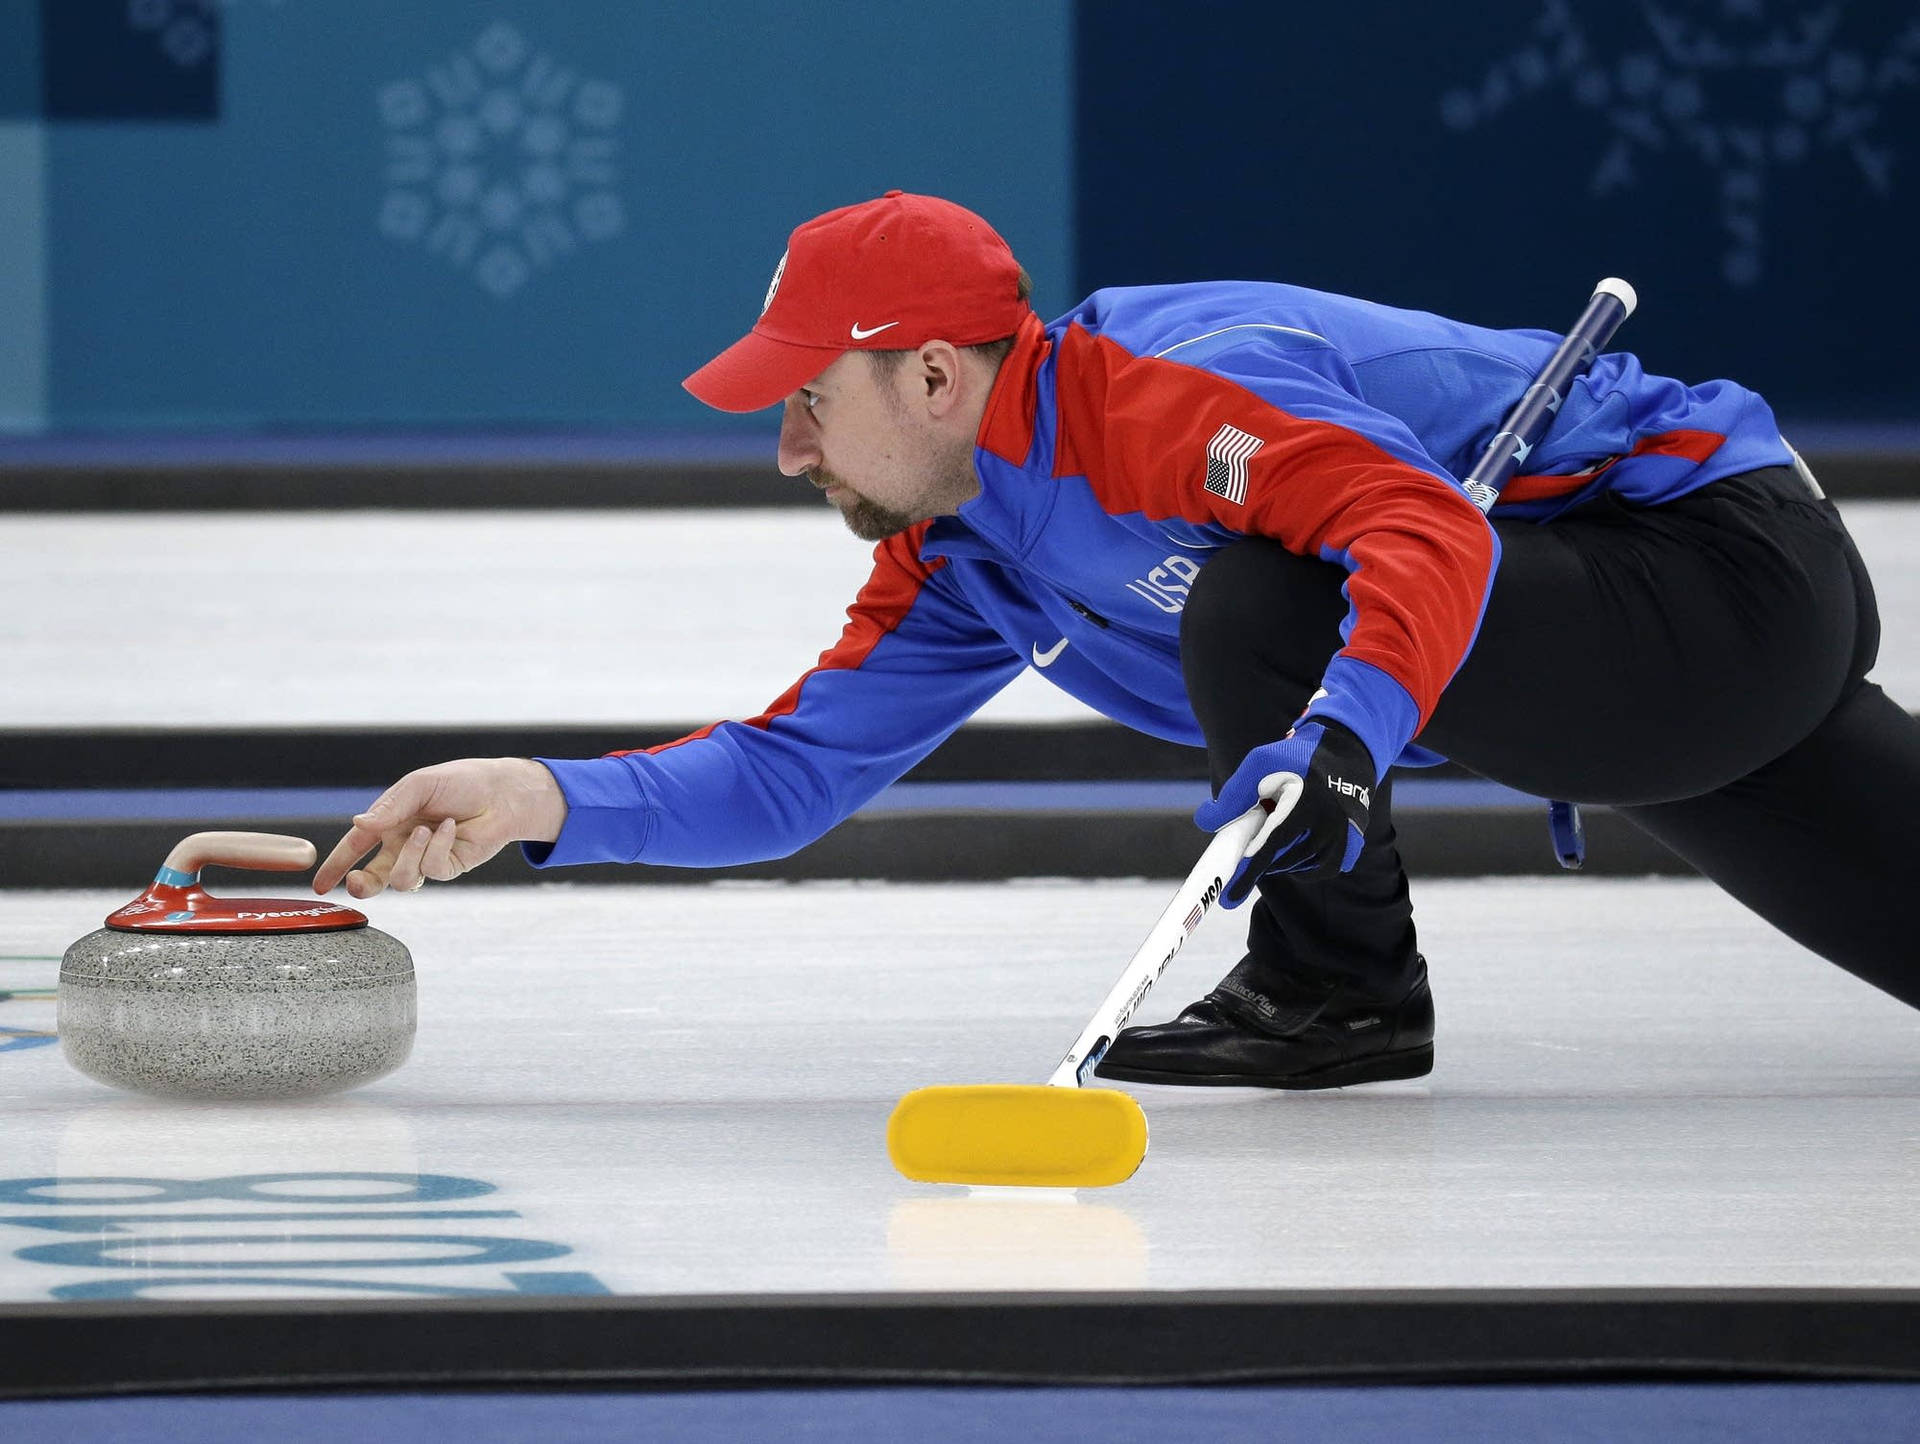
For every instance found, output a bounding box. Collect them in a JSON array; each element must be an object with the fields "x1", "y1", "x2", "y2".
[
  {"x1": 1042, "y1": 280, "x2": 1637, "y2": 1092},
  {"x1": 1048, "y1": 802, "x2": 1273, "y2": 1087}
]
